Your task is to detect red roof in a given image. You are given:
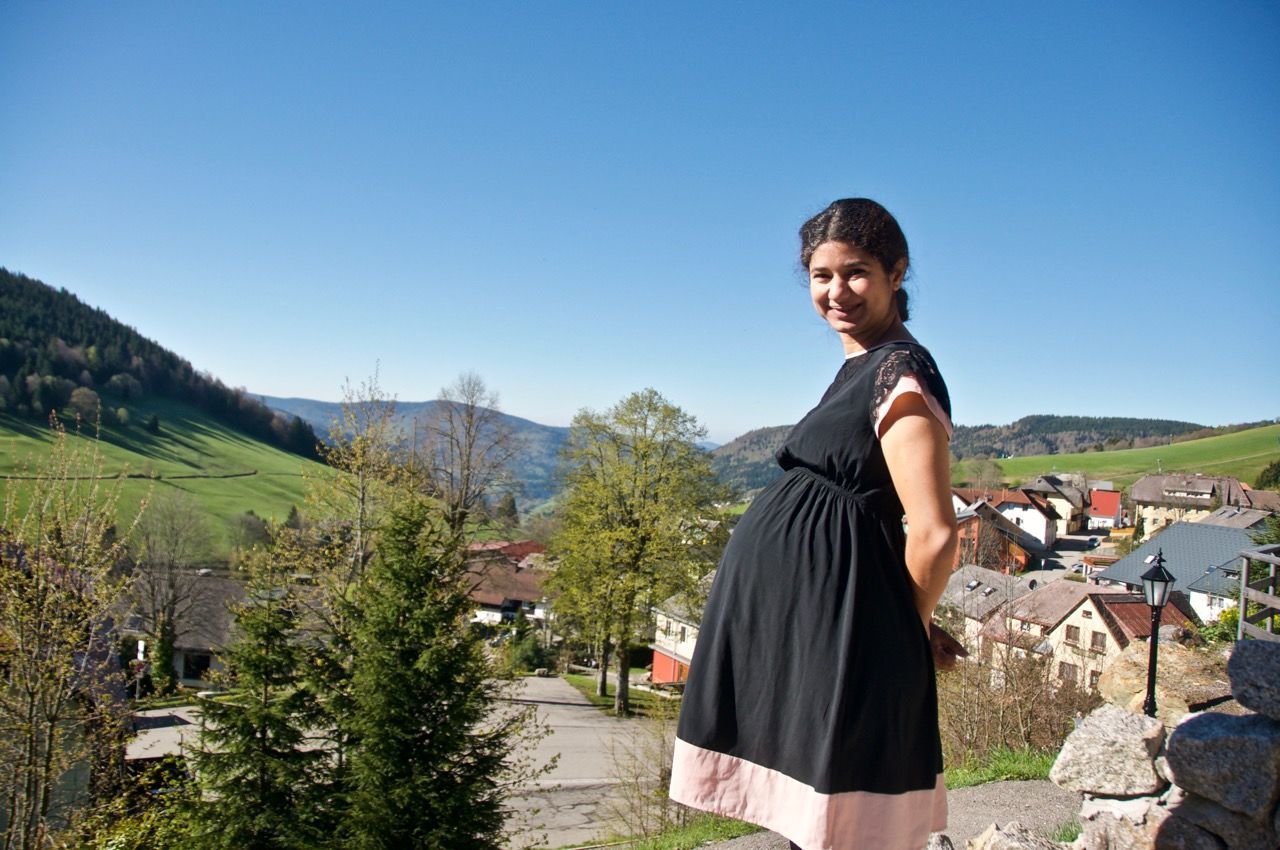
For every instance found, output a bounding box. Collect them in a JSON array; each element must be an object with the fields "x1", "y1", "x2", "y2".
[
  {"x1": 1089, "y1": 489, "x2": 1122, "y2": 519},
  {"x1": 466, "y1": 558, "x2": 547, "y2": 608},
  {"x1": 466, "y1": 540, "x2": 546, "y2": 560},
  {"x1": 1090, "y1": 592, "x2": 1196, "y2": 648}
]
